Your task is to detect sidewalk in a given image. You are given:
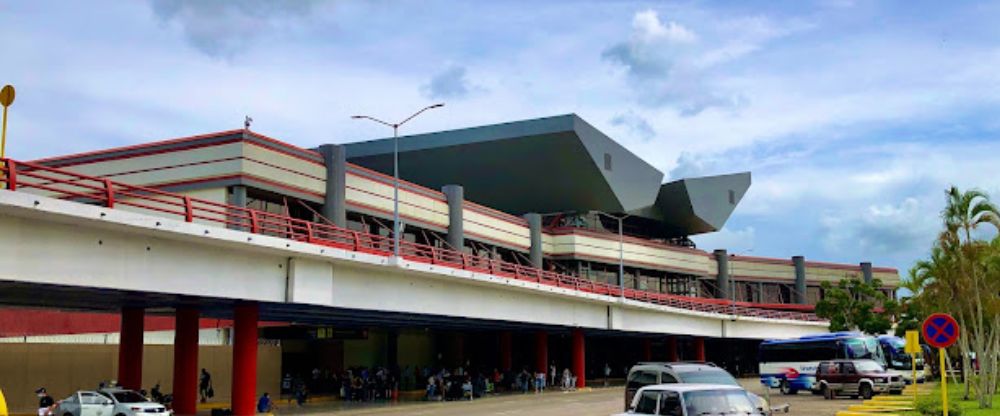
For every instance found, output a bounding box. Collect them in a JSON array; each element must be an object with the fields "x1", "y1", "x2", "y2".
[{"x1": 203, "y1": 385, "x2": 614, "y2": 415}]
